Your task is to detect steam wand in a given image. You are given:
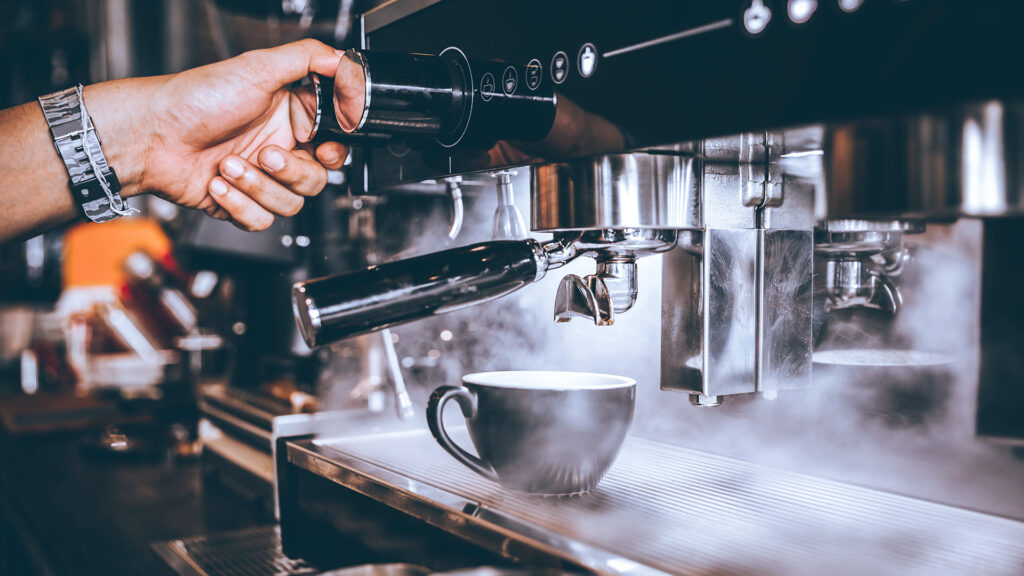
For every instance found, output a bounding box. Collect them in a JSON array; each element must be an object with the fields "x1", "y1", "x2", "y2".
[
  {"x1": 491, "y1": 170, "x2": 528, "y2": 241},
  {"x1": 445, "y1": 177, "x2": 464, "y2": 243},
  {"x1": 381, "y1": 328, "x2": 415, "y2": 420}
]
